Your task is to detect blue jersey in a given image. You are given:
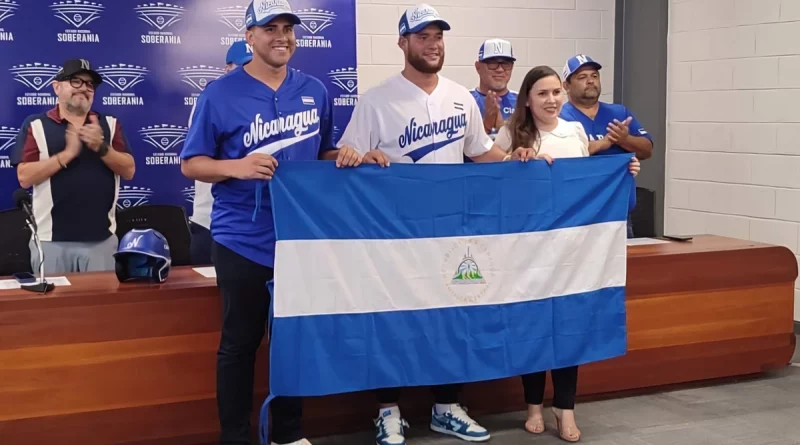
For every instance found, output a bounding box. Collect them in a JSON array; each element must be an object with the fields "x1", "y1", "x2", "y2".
[
  {"x1": 180, "y1": 67, "x2": 334, "y2": 267},
  {"x1": 560, "y1": 101, "x2": 651, "y2": 214},
  {"x1": 560, "y1": 102, "x2": 652, "y2": 156},
  {"x1": 469, "y1": 89, "x2": 517, "y2": 139}
]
